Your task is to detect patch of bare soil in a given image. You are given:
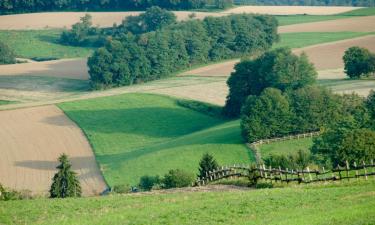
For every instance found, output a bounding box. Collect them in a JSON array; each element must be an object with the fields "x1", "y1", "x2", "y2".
[
  {"x1": 0, "y1": 58, "x2": 89, "y2": 80},
  {"x1": 0, "y1": 105, "x2": 107, "y2": 196},
  {"x1": 279, "y1": 16, "x2": 375, "y2": 33}
]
